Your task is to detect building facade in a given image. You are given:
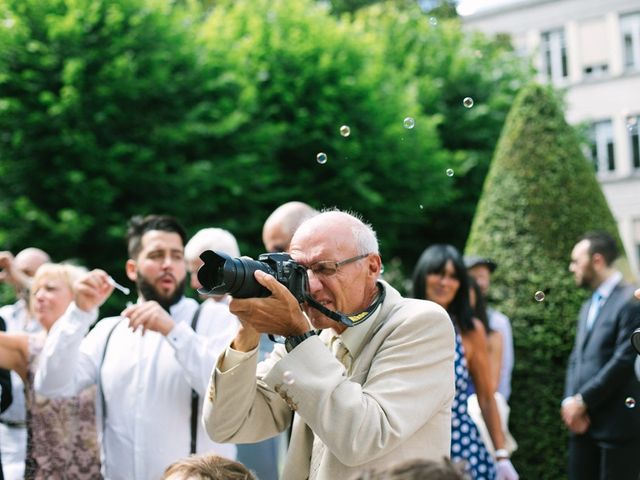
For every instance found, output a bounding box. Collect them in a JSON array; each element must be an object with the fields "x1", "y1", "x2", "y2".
[{"x1": 463, "y1": 0, "x2": 640, "y2": 280}]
